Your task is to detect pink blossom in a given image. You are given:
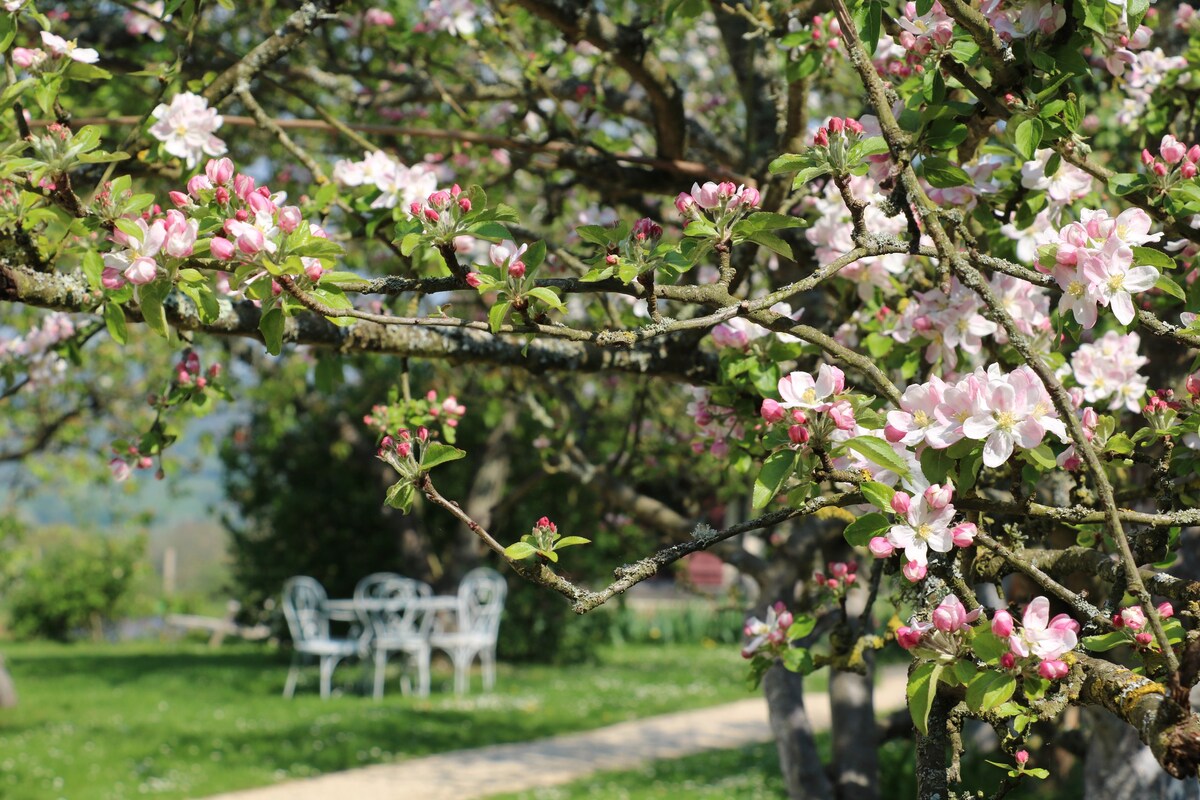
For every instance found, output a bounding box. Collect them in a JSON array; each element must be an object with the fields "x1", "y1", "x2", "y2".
[
  {"x1": 1009, "y1": 596, "x2": 1077, "y2": 660},
  {"x1": 11, "y1": 47, "x2": 46, "y2": 70},
  {"x1": 100, "y1": 267, "x2": 126, "y2": 290},
  {"x1": 923, "y1": 484, "x2": 953, "y2": 510},
  {"x1": 1015, "y1": 750, "x2": 1030, "y2": 765},
  {"x1": 109, "y1": 458, "x2": 132, "y2": 482},
  {"x1": 1037, "y1": 659, "x2": 1070, "y2": 680},
  {"x1": 890, "y1": 491, "x2": 912, "y2": 515},
  {"x1": 364, "y1": 7, "x2": 395, "y2": 26},
  {"x1": 1119, "y1": 606, "x2": 1147, "y2": 630},
  {"x1": 209, "y1": 236, "x2": 235, "y2": 260},
  {"x1": 992, "y1": 609, "x2": 1015, "y2": 638},
  {"x1": 760, "y1": 398, "x2": 785, "y2": 424},
  {"x1": 777, "y1": 364, "x2": 844, "y2": 412},
  {"x1": 931, "y1": 594, "x2": 980, "y2": 633},
  {"x1": 951, "y1": 522, "x2": 977, "y2": 547},
  {"x1": 278, "y1": 206, "x2": 303, "y2": 233},
  {"x1": 896, "y1": 625, "x2": 923, "y2": 649},
  {"x1": 162, "y1": 210, "x2": 197, "y2": 258},
  {"x1": 869, "y1": 536, "x2": 895, "y2": 557},
  {"x1": 902, "y1": 560, "x2": 926, "y2": 583},
  {"x1": 1161, "y1": 135, "x2": 1187, "y2": 164},
  {"x1": 1158, "y1": 602, "x2": 1175, "y2": 619},
  {"x1": 149, "y1": 92, "x2": 227, "y2": 169},
  {"x1": 40, "y1": 30, "x2": 99, "y2": 63}
]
